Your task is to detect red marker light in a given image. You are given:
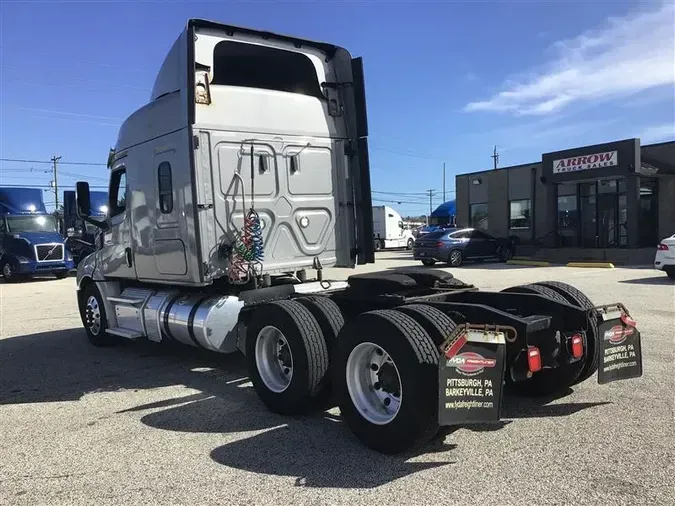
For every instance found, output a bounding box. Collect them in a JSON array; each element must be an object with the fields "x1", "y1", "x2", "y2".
[
  {"x1": 527, "y1": 346, "x2": 542, "y2": 373},
  {"x1": 444, "y1": 332, "x2": 468, "y2": 359},
  {"x1": 620, "y1": 313, "x2": 637, "y2": 327},
  {"x1": 571, "y1": 334, "x2": 584, "y2": 359}
]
